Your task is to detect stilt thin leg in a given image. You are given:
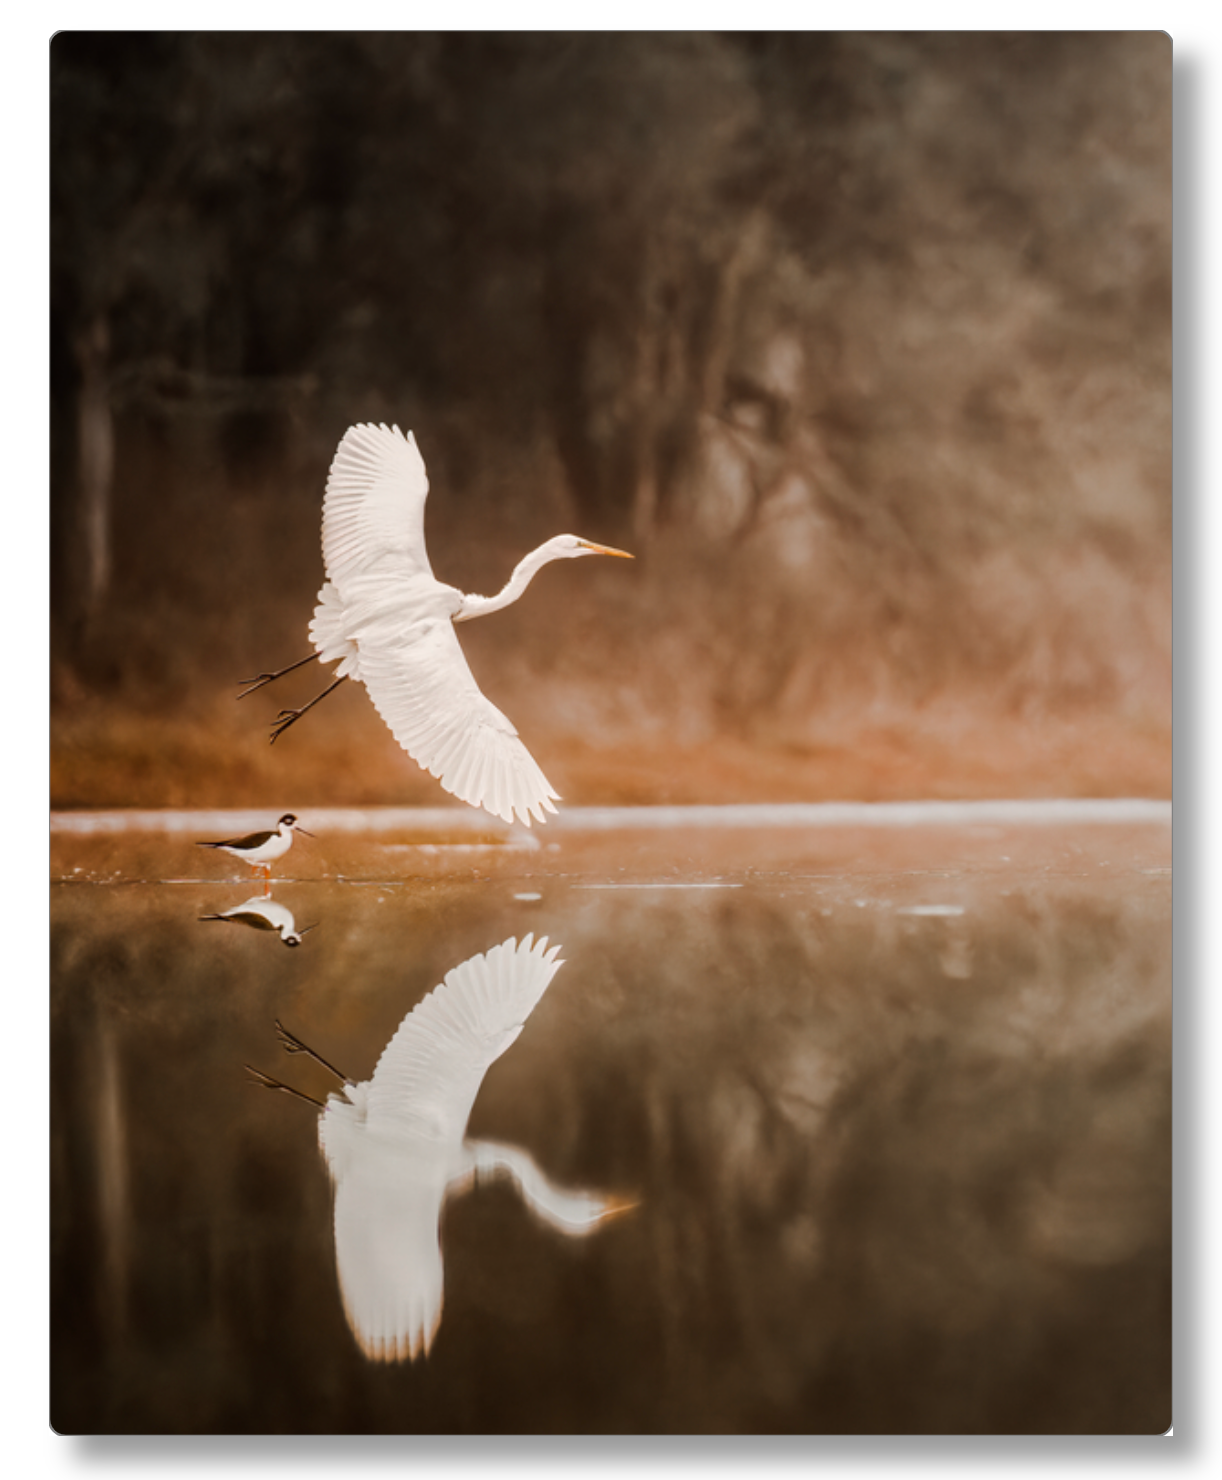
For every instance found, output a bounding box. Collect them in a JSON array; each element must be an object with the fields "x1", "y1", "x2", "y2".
[
  {"x1": 270, "y1": 675, "x2": 348, "y2": 744},
  {"x1": 238, "y1": 653, "x2": 319, "y2": 699}
]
